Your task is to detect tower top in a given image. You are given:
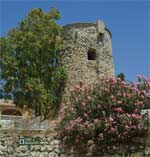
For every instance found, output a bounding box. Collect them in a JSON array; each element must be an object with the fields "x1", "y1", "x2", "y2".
[{"x1": 63, "y1": 22, "x2": 112, "y2": 38}]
